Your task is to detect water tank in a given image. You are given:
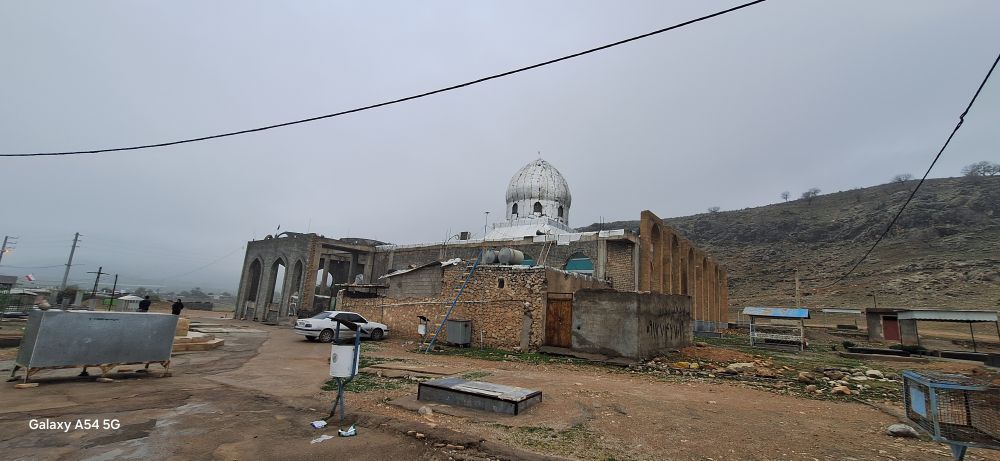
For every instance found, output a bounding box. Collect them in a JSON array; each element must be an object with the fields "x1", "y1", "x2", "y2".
[
  {"x1": 446, "y1": 319, "x2": 472, "y2": 346},
  {"x1": 329, "y1": 344, "x2": 360, "y2": 378},
  {"x1": 481, "y1": 249, "x2": 499, "y2": 264},
  {"x1": 498, "y1": 248, "x2": 524, "y2": 265}
]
